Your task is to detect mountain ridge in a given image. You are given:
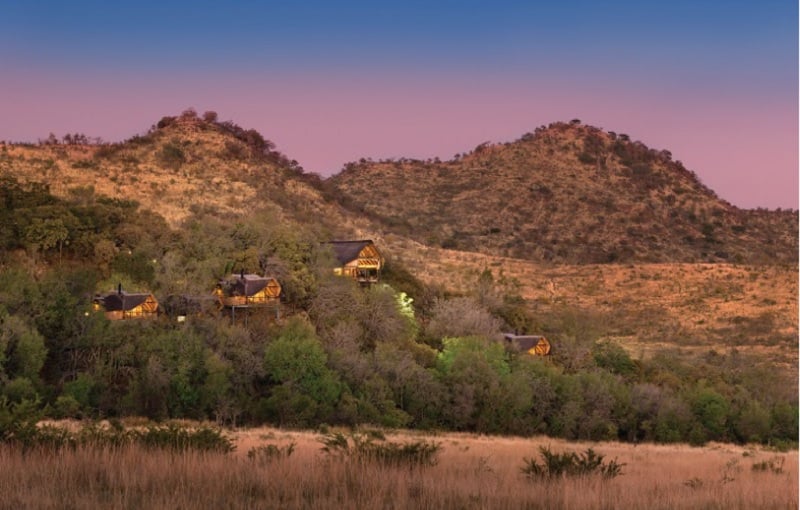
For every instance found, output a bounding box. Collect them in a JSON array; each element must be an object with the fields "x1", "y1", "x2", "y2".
[
  {"x1": 1, "y1": 113, "x2": 795, "y2": 266},
  {"x1": 328, "y1": 120, "x2": 797, "y2": 264}
]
